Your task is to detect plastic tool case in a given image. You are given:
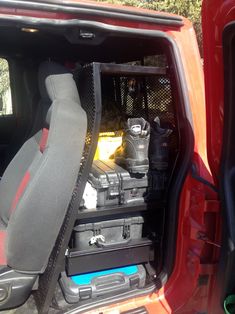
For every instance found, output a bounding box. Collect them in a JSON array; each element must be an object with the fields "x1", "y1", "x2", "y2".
[
  {"x1": 60, "y1": 265, "x2": 146, "y2": 303},
  {"x1": 88, "y1": 160, "x2": 148, "y2": 207},
  {"x1": 67, "y1": 213, "x2": 154, "y2": 276},
  {"x1": 73, "y1": 215, "x2": 144, "y2": 250}
]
